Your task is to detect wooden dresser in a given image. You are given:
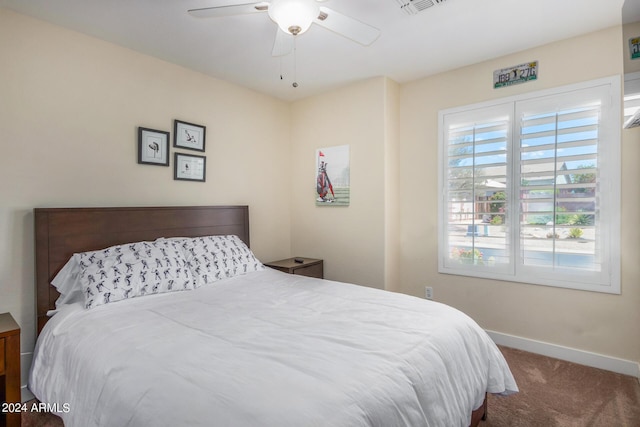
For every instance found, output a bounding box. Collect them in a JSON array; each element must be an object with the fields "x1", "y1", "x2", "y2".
[
  {"x1": 0, "y1": 313, "x2": 20, "y2": 427},
  {"x1": 264, "y1": 257, "x2": 324, "y2": 279}
]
